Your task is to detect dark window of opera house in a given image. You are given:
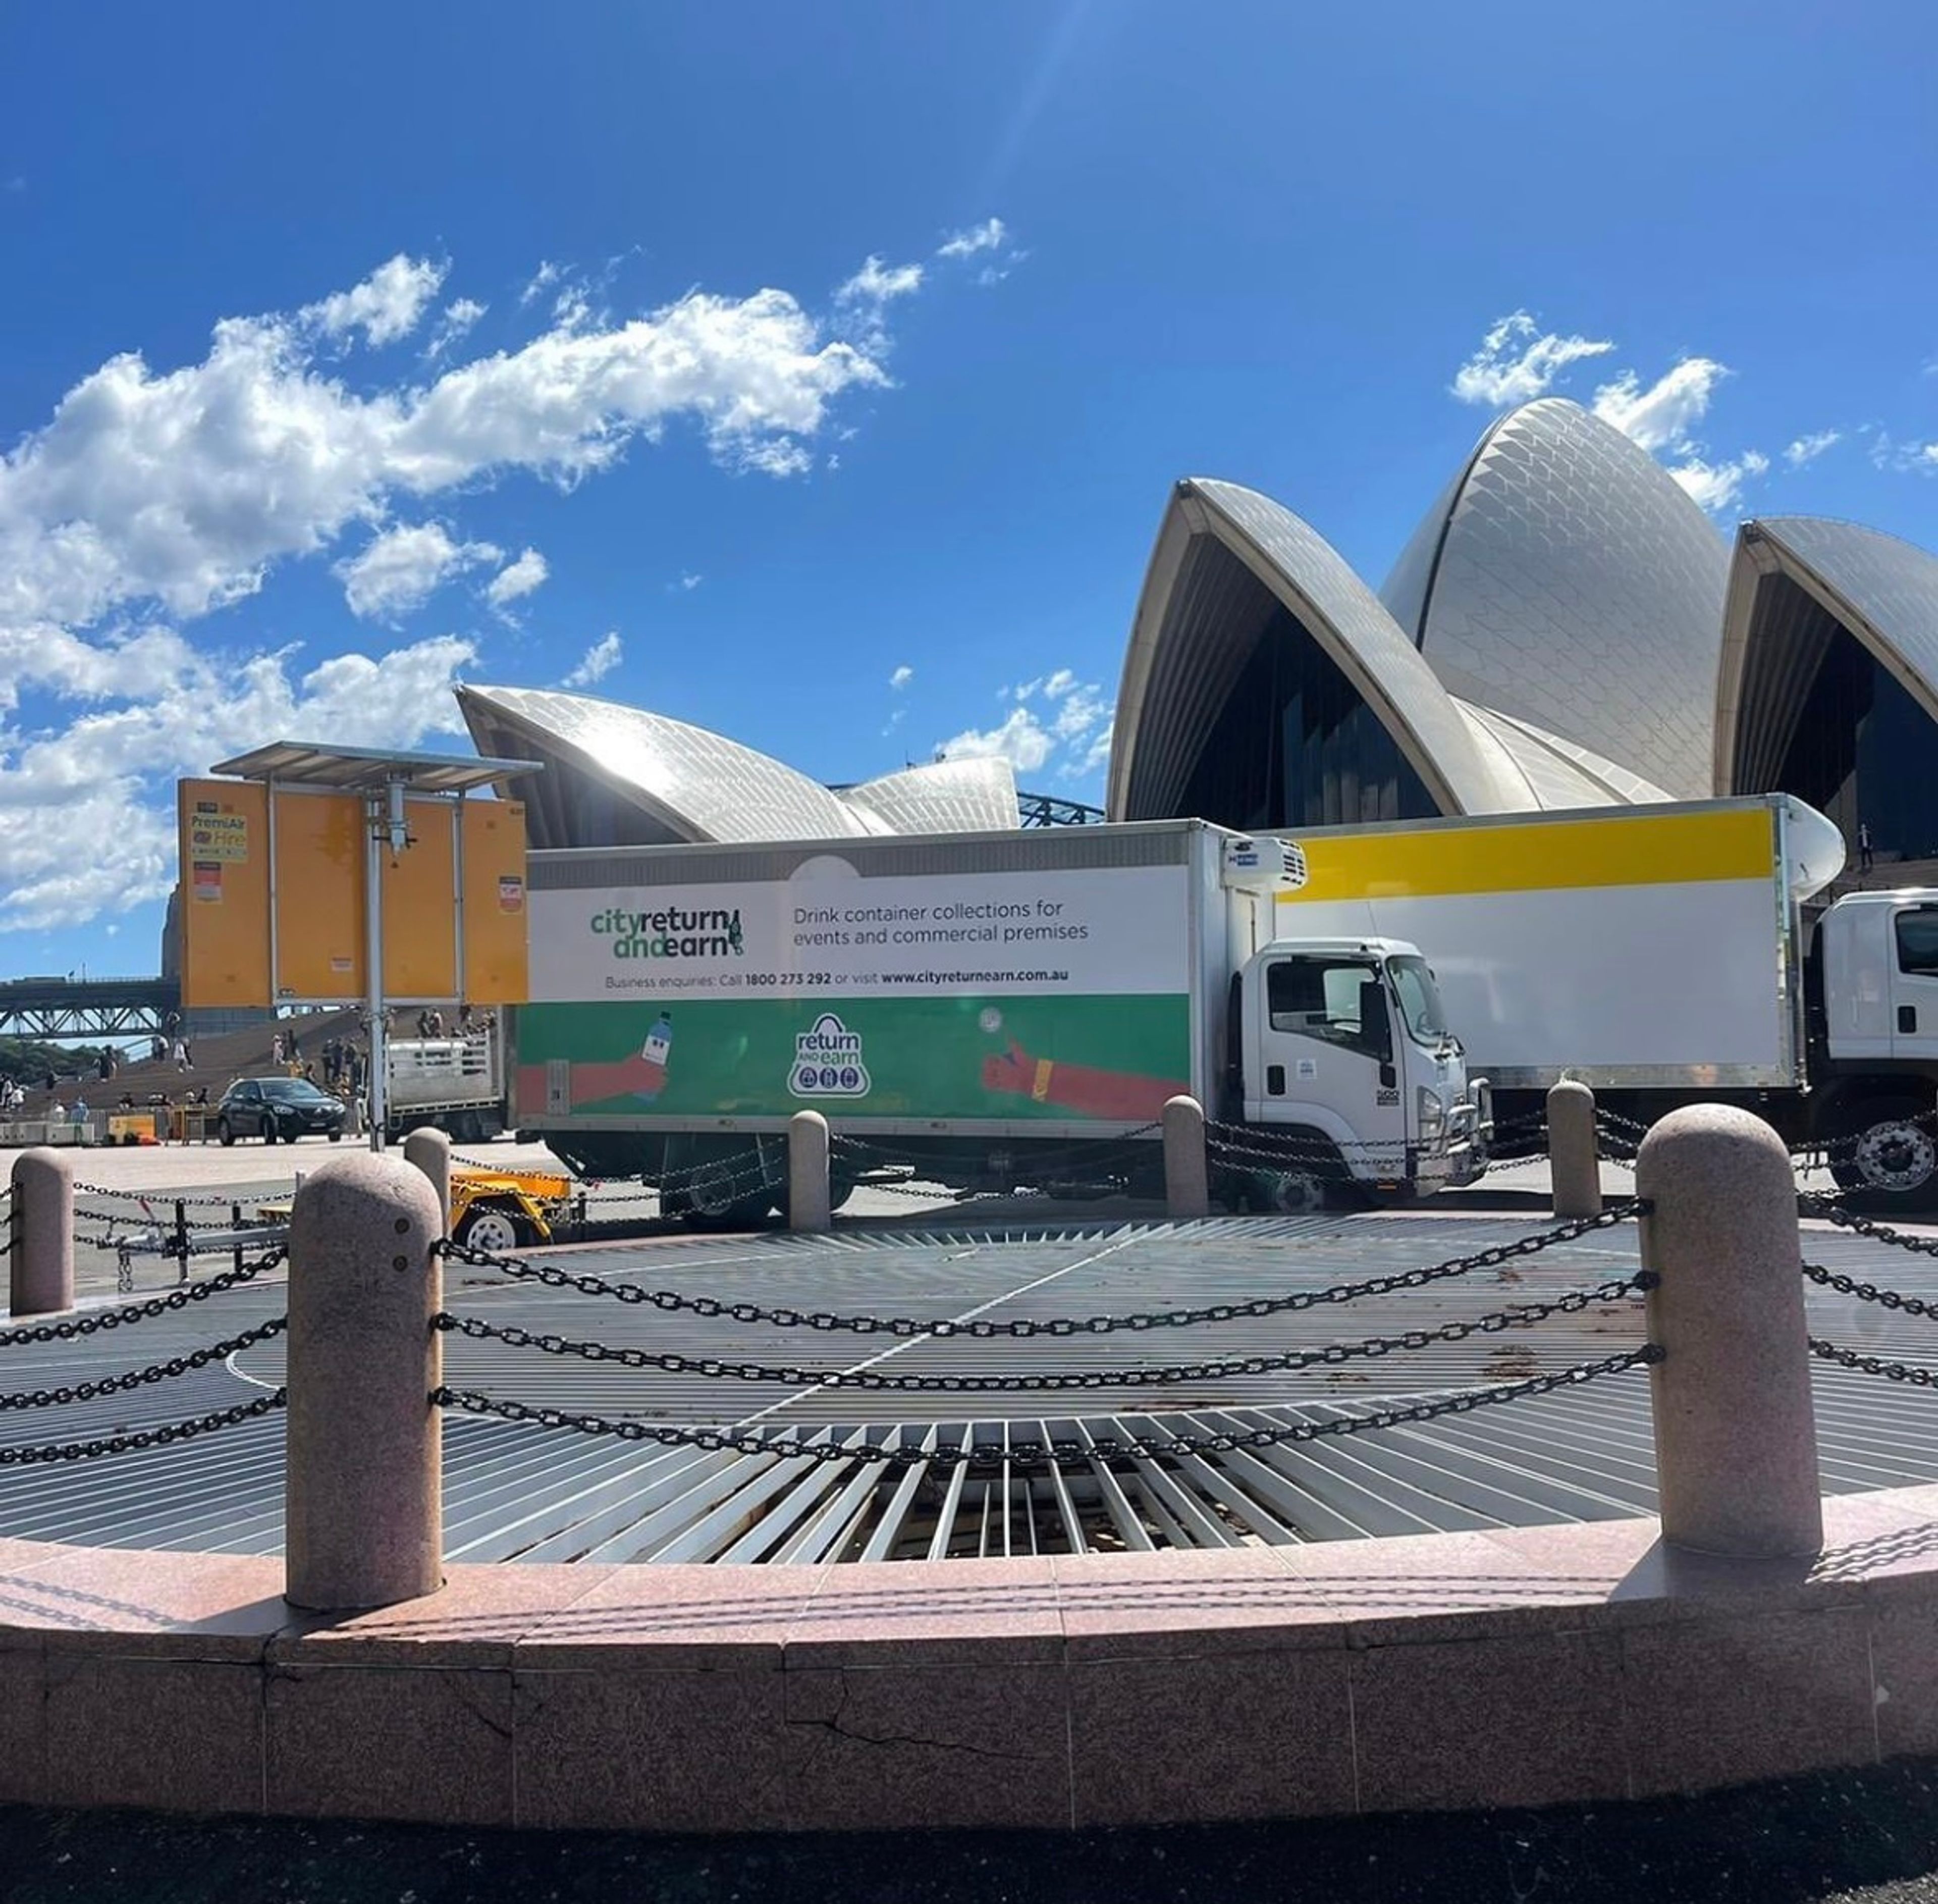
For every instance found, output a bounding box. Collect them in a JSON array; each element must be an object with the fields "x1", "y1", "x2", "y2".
[
  {"x1": 1176, "y1": 606, "x2": 1437, "y2": 830},
  {"x1": 1775, "y1": 626, "x2": 1938, "y2": 862}
]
